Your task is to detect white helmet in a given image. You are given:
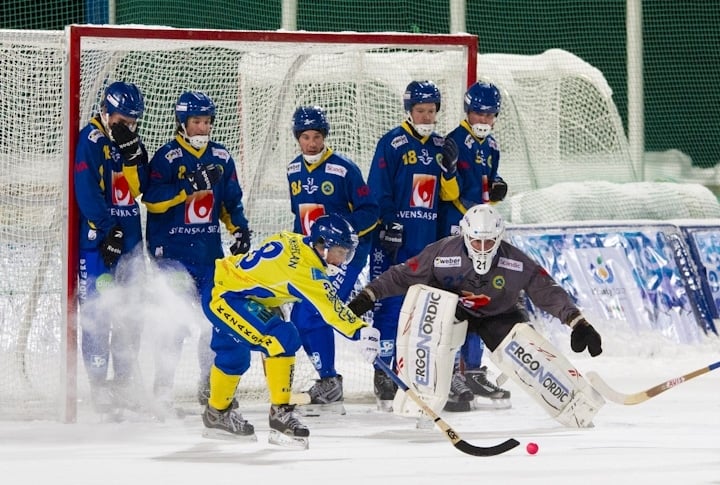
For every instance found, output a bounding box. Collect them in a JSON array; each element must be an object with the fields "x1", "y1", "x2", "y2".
[{"x1": 459, "y1": 204, "x2": 505, "y2": 275}]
